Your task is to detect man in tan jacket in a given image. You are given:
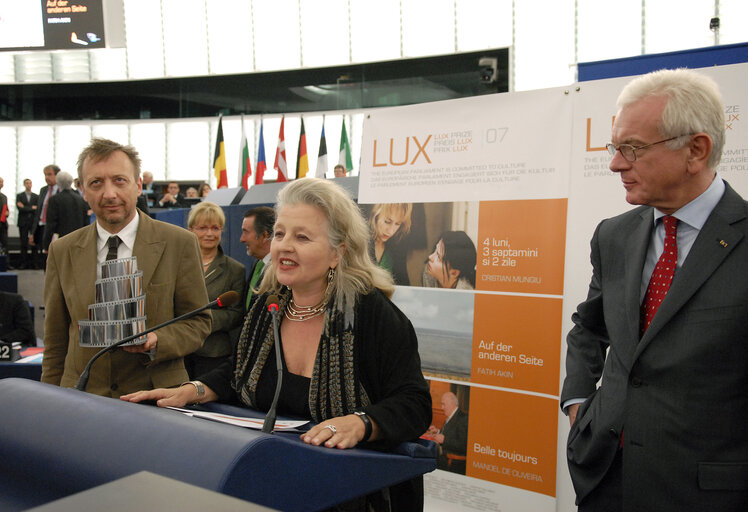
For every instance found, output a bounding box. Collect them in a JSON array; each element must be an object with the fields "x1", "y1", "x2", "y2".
[{"x1": 42, "y1": 138, "x2": 211, "y2": 397}]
